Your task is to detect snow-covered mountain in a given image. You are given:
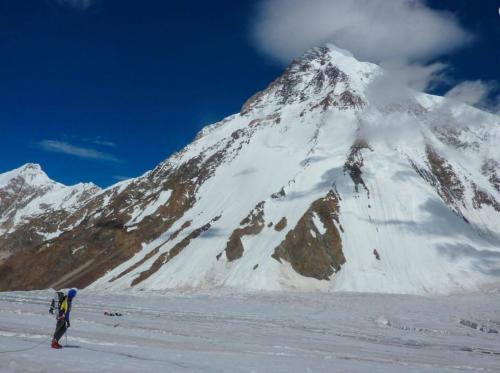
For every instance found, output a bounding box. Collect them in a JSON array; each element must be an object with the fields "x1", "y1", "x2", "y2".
[
  {"x1": 0, "y1": 163, "x2": 100, "y2": 261},
  {"x1": 1, "y1": 45, "x2": 499, "y2": 294}
]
